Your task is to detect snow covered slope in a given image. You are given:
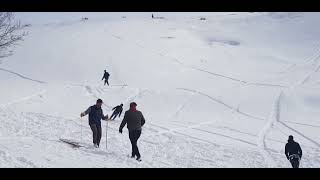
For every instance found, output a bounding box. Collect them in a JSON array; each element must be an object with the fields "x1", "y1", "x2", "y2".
[{"x1": 1, "y1": 12, "x2": 320, "y2": 167}]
